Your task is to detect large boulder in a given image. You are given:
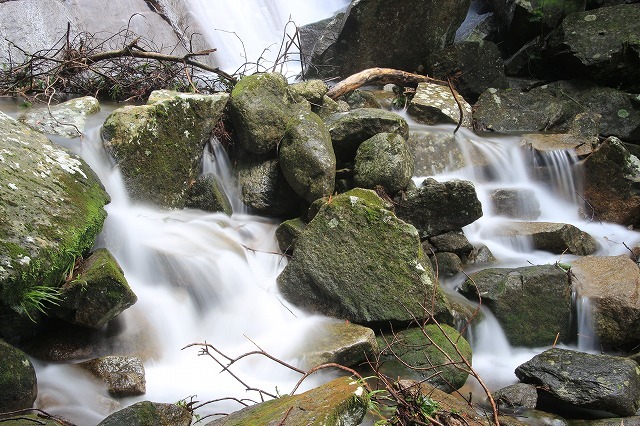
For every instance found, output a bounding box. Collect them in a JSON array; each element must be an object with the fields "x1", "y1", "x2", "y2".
[
  {"x1": 460, "y1": 265, "x2": 572, "y2": 347},
  {"x1": 395, "y1": 178, "x2": 483, "y2": 238},
  {"x1": 570, "y1": 255, "x2": 640, "y2": 351},
  {"x1": 98, "y1": 401, "x2": 192, "y2": 426},
  {"x1": 304, "y1": 0, "x2": 471, "y2": 78},
  {"x1": 583, "y1": 137, "x2": 640, "y2": 227},
  {"x1": 544, "y1": 4, "x2": 640, "y2": 92},
  {"x1": 55, "y1": 248, "x2": 137, "y2": 329},
  {"x1": 302, "y1": 321, "x2": 378, "y2": 369},
  {"x1": 20, "y1": 96, "x2": 101, "y2": 138},
  {"x1": 205, "y1": 376, "x2": 368, "y2": 426},
  {"x1": 0, "y1": 339, "x2": 37, "y2": 411},
  {"x1": 277, "y1": 190, "x2": 452, "y2": 325},
  {"x1": 0, "y1": 111, "x2": 109, "y2": 333},
  {"x1": 497, "y1": 221, "x2": 597, "y2": 256},
  {"x1": 353, "y1": 132, "x2": 414, "y2": 194},
  {"x1": 279, "y1": 109, "x2": 336, "y2": 203},
  {"x1": 101, "y1": 90, "x2": 228, "y2": 208},
  {"x1": 407, "y1": 82, "x2": 473, "y2": 128},
  {"x1": 515, "y1": 348, "x2": 640, "y2": 416}
]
